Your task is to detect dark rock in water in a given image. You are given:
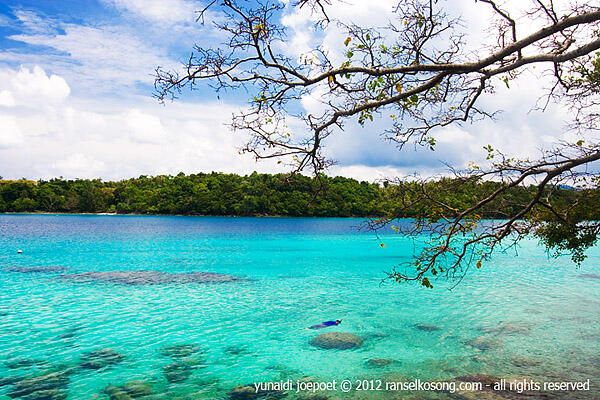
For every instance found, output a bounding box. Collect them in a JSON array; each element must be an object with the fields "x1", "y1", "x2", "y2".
[
  {"x1": 0, "y1": 375, "x2": 23, "y2": 388},
  {"x1": 60, "y1": 270, "x2": 242, "y2": 286},
  {"x1": 265, "y1": 364, "x2": 301, "y2": 379},
  {"x1": 49, "y1": 363, "x2": 79, "y2": 377},
  {"x1": 180, "y1": 356, "x2": 207, "y2": 370},
  {"x1": 228, "y1": 384, "x2": 287, "y2": 400},
  {"x1": 572, "y1": 366, "x2": 591, "y2": 375},
  {"x1": 0, "y1": 311, "x2": 9, "y2": 316},
  {"x1": 470, "y1": 354, "x2": 490, "y2": 364},
  {"x1": 3, "y1": 266, "x2": 70, "y2": 274},
  {"x1": 121, "y1": 381, "x2": 153, "y2": 398},
  {"x1": 228, "y1": 385, "x2": 255, "y2": 400},
  {"x1": 297, "y1": 395, "x2": 329, "y2": 400},
  {"x1": 104, "y1": 381, "x2": 152, "y2": 400},
  {"x1": 480, "y1": 322, "x2": 531, "y2": 336},
  {"x1": 163, "y1": 362, "x2": 192, "y2": 383},
  {"x1": 511, "y1": 357, "x2": 540, "y2": 367},
  {"x1": 56, "y1": 326, "x2": 81, "y2": 340},
  {"x1": 80, "y1": 348, "x2": 124, "y2": 370},
  {"x1": 8, "y1": 372, "x2": 69, "y2": 398},
  {"x1": 159, "y1": 344, "x2": 202, "y2": 359},
  {"x1": 196, "y1": 376, "x2": 220, "y2": 386},
  {"x1": 4, "y1": 358, "x2": 47, "y2": 369},
  {"x1": 466, "y1": 337, "x2": 501, "y2": 351},
  {"x1": 224, "y1": 345, "x2": 251, "y2": 356},
  {"x1": 56, "y1": 332, "x2": 76, "y2": 340},
  {"x1": 414, "y1": 323, "x2": 440, "y2": 332},
  {"x1": 22, "y1": 389, "x2": 68, "y2": 400},
  {"x1": 365, "y1": 358, "x2": 396, "y2": 368},
  {"x1": 309, "y1": 332, "x2": 363, "y2": 350},
  {"x1": 104, "y1": 386, "x2": 134, "y2": 400},
  {"x1": 265, "y1": 364, "x2": 290, "y2": 372},
  {"x1": 580, "y1": 273, "x2": 600, "y2": 280}
]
